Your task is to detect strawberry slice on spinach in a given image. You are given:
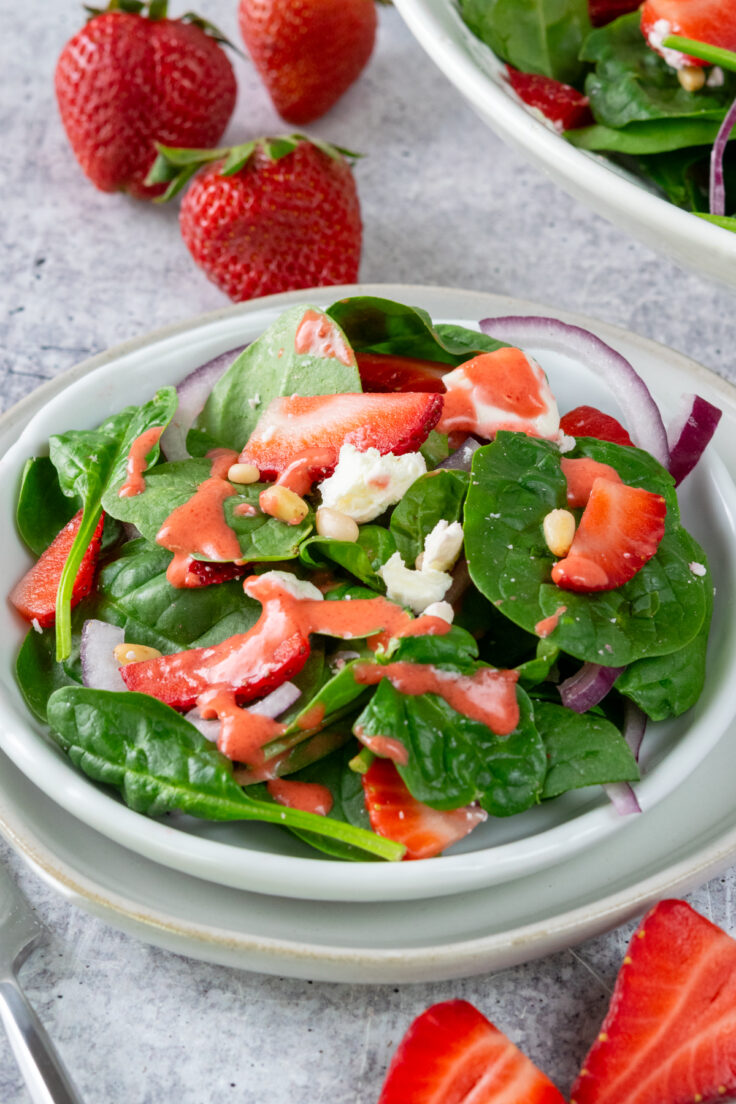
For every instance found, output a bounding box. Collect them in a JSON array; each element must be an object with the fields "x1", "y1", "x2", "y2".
[
  {"x1": 48, "y1": 386, "x2": 177, "y2": 660},
  {"x1": 464, "y1": 433, "x2": 709, "y2": 666}
]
